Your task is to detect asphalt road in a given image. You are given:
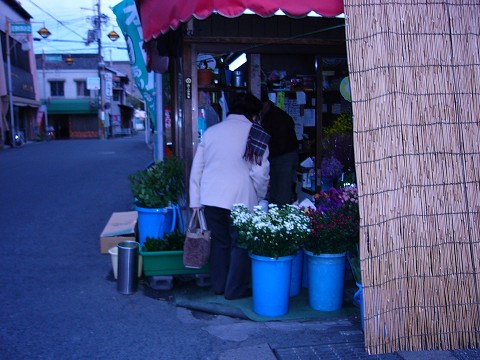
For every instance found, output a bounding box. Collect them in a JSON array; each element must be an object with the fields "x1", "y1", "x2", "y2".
[{"x1": 0, "y1": 133, "x2": 328, "y2": 360}]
